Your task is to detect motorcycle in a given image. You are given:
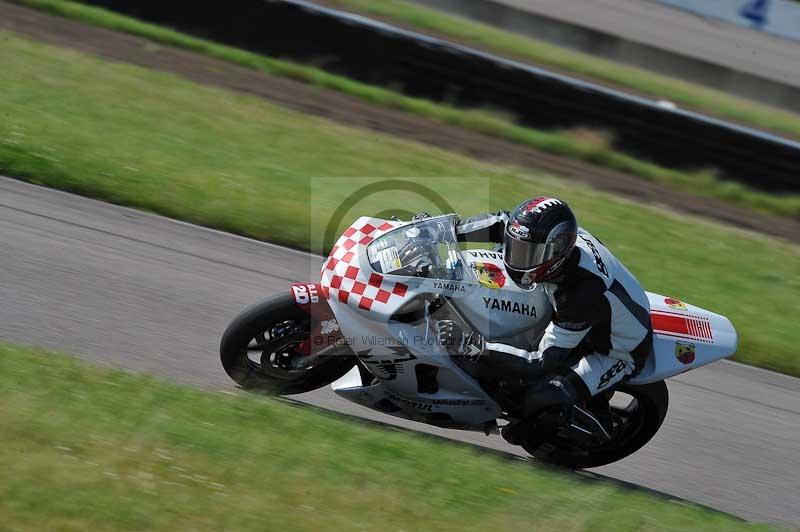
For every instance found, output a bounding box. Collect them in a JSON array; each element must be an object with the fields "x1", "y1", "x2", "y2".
[{"x1": 220, "y1": 214, "x2": 737, "y2": 468}]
